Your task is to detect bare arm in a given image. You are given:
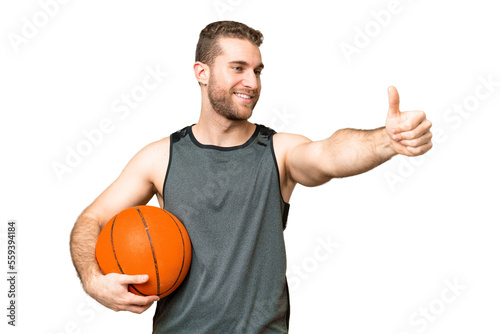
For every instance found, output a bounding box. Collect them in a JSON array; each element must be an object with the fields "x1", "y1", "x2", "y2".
[
  {"x1": 276, "y1": 86, "x2": 433, "y2": 194},
  {"x1": 70, "y1": 210, "x2": 102, "y2": 287},
  {"x1": 70, "y1": 138, "x2": 169, "y2": 313},
  {"x1": 286, "y1": 127, "x2": 395, "y2": 186}
]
